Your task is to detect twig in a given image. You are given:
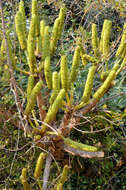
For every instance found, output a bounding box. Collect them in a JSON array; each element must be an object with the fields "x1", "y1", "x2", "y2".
[
  {"x1": 72, "y1": 125, "x2": 111, "y2": 134},
  {"x1": 42, "y1": 152, "x2": 52, "y2": 190},
  {"x1": 102, "y1": 166, "x2": 126, "y2": 189},
  {"x1": 4, "y1": 123, "x2": 20, "y2": 188},
  {"x1": 98, "y1": 92, "x2": 126, "y2": 106},
  {"x1": 0, "y1": 142, "x2": 32, "y2": 152},
  {"x1": 81, "y1": 99, "x2": 98, "y2": 115},
  {"x1": 37, "y1": 91, "x2": 46, "y2": 121}
]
